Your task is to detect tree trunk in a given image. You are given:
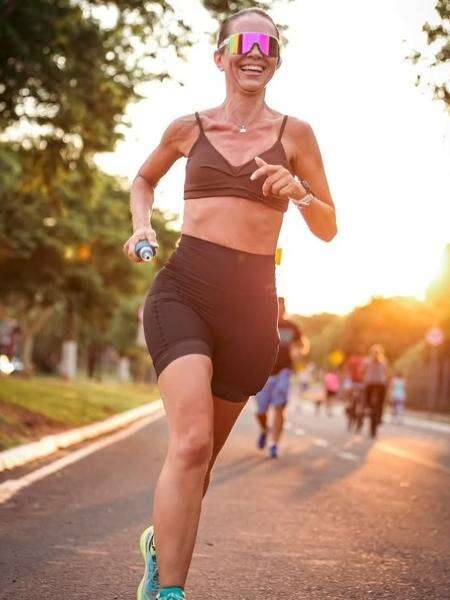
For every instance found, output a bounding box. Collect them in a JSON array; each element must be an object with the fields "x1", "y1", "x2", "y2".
[
  {"x1": 60, "y1": 303, "x2": 78, "y2": 380},
  {"x1": 18, "y1": 304, "x2": 54, "y2": 375},
  {"x1": 118, "y1": 356, "x2": 130, "y2": 382},
  {"x1": 60, "y1": 340, "x2": 77, "y2": 380},
  {"x1": 21, "y1": 331, "x2": 35, "y2": 374}
]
